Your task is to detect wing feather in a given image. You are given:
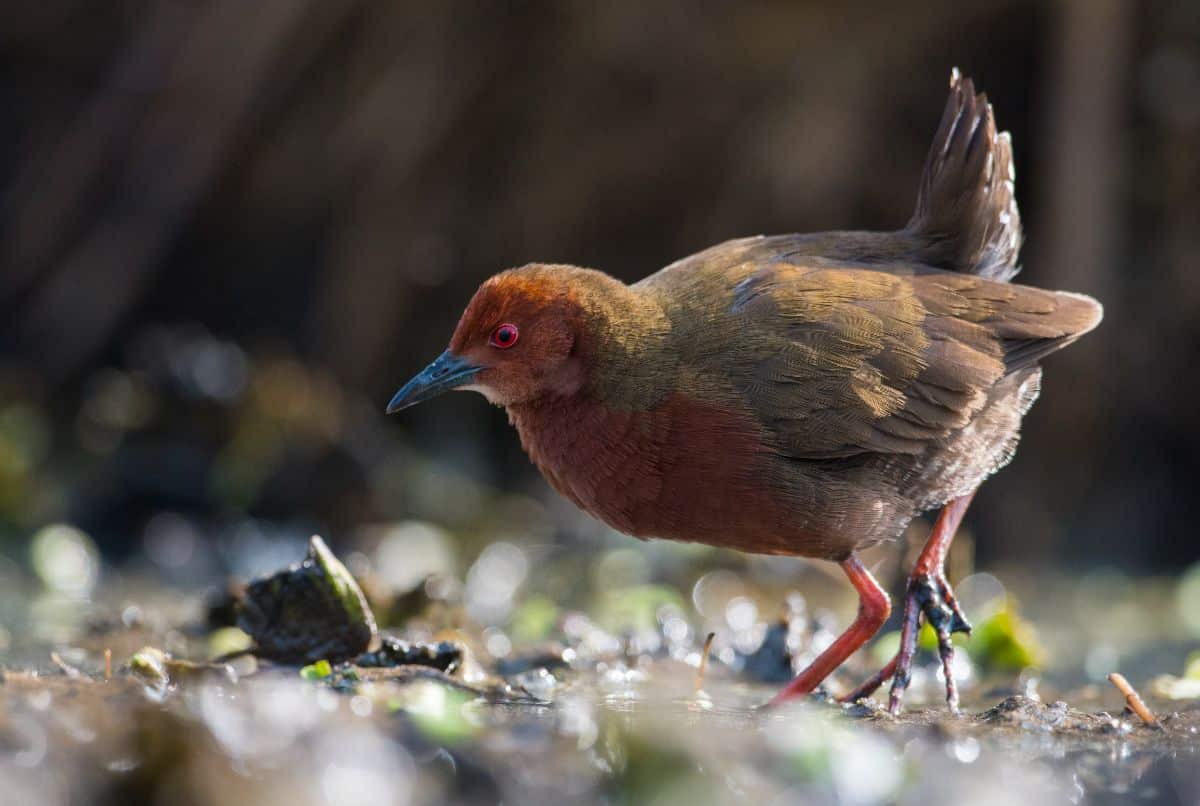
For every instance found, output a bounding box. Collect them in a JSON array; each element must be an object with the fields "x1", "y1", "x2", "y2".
[{"x1": 728, "y1": 262, "x2": 1101, "y2": 460}]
